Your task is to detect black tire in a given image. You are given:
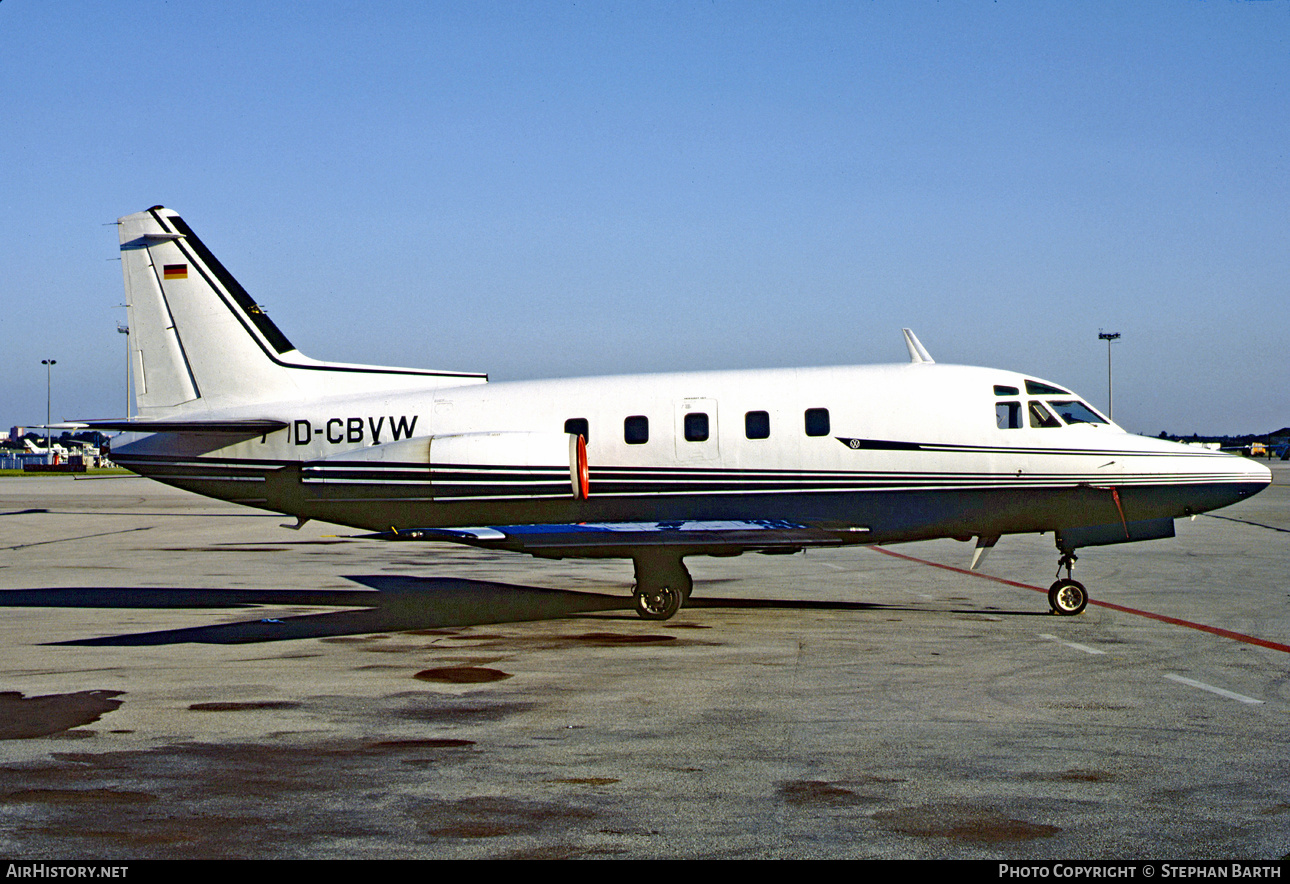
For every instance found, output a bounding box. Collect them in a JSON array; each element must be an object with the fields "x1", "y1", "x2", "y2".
[
  {"x1": 634, "y1": 583, "x2": 682, "y2": 620},
  {"x1": 676, "y1": 569, "x2": 693, "y2": 602},
  {"x1": 1048, "y1": 578, "x2": 1088, "y2": 616}
]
